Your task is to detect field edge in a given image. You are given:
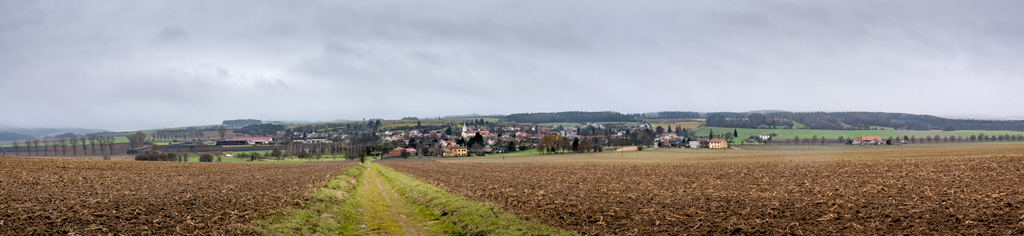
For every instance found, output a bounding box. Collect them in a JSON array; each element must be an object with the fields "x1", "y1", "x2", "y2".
[
  {"x1": 375, "y1": 162, "x2": 578, "y2": 235},
  {"x1": 256, "y1": 164, "x2": 366, "y2": 235}
]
